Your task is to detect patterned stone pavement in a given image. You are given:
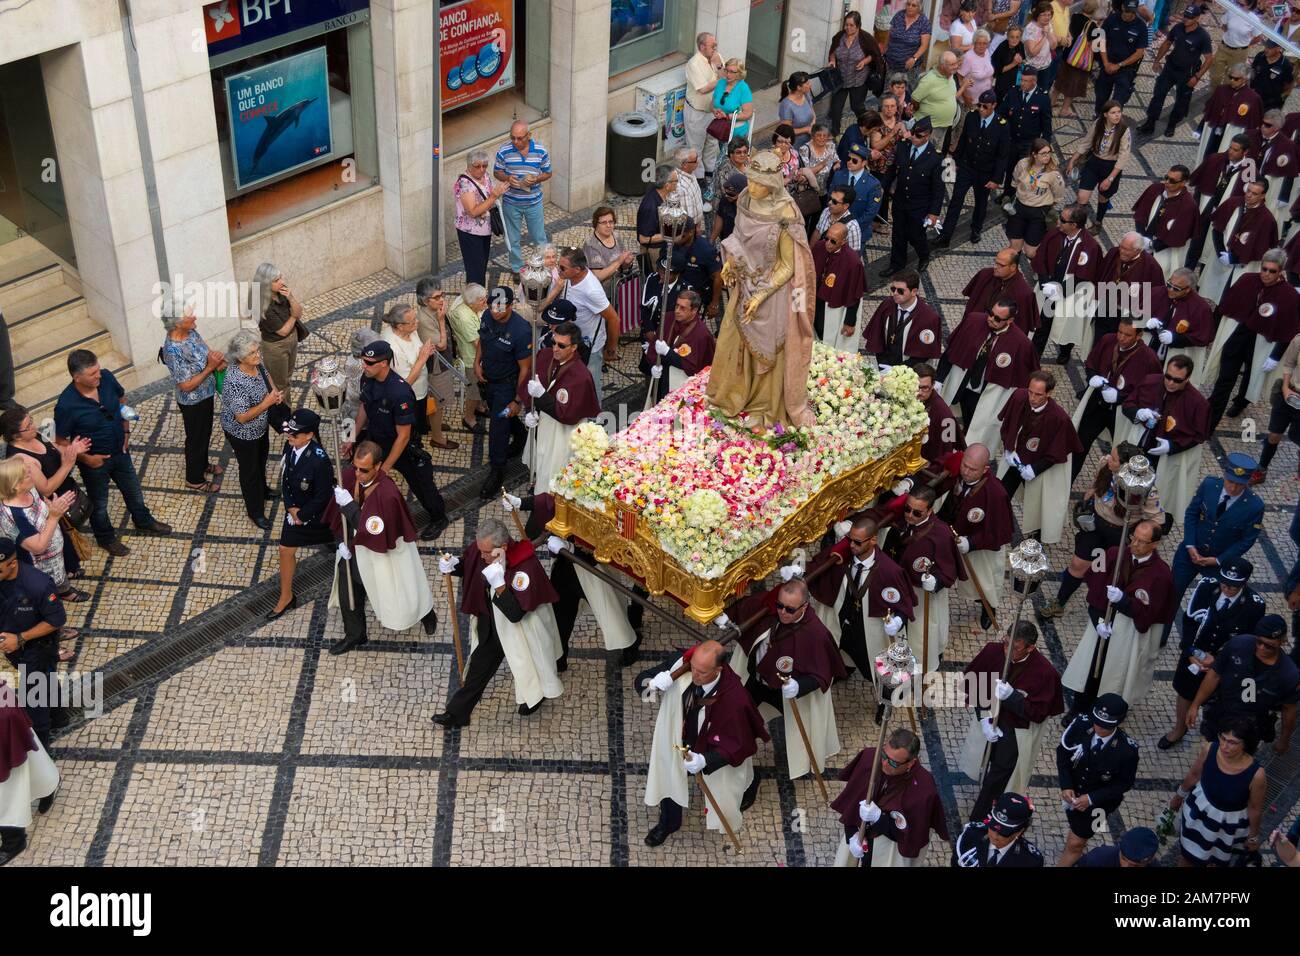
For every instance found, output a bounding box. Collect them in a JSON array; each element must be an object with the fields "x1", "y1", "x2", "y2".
[{"x1": 7, "y1": 43, "x2": 1300, "y2": 866}]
